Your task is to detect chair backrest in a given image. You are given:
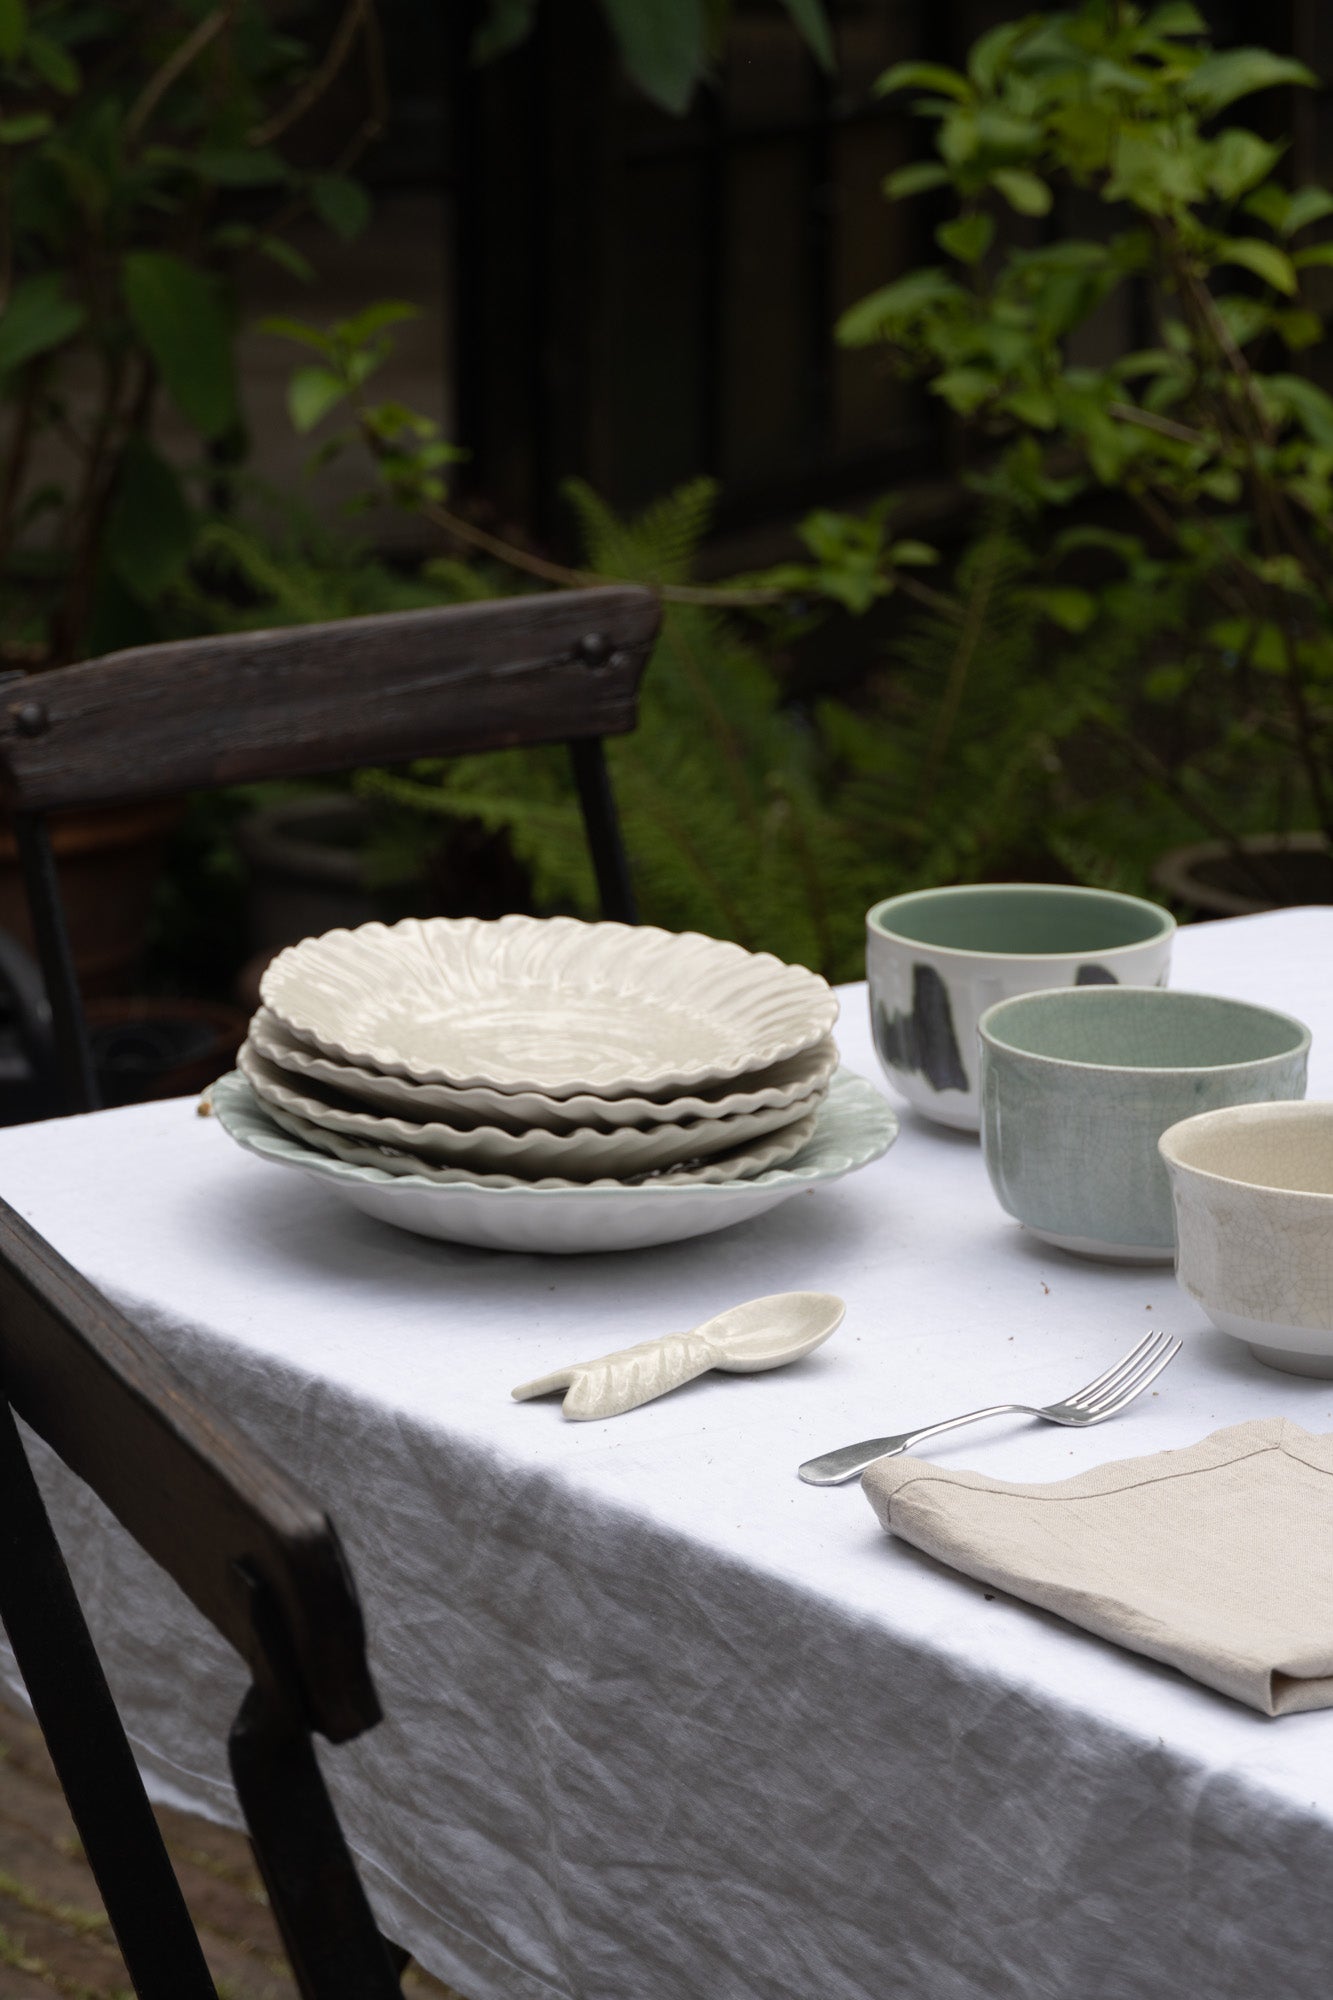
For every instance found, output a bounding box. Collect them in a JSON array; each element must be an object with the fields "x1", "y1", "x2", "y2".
[
  {"x1": 0, "y1": 584, "x2": 661, "y2": 1111},
  {"x1": 0, "y1": 1192, "x2": 402, "y2": 1999}
]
